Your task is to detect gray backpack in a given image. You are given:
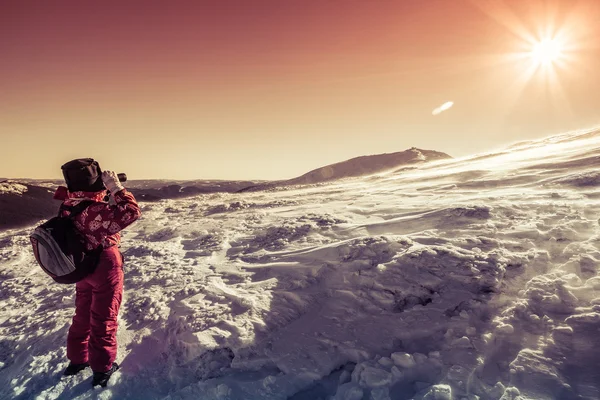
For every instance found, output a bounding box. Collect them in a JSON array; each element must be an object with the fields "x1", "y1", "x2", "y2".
[{"x1": 30, "y1": 200, "x2": 103, "y2": 284}]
